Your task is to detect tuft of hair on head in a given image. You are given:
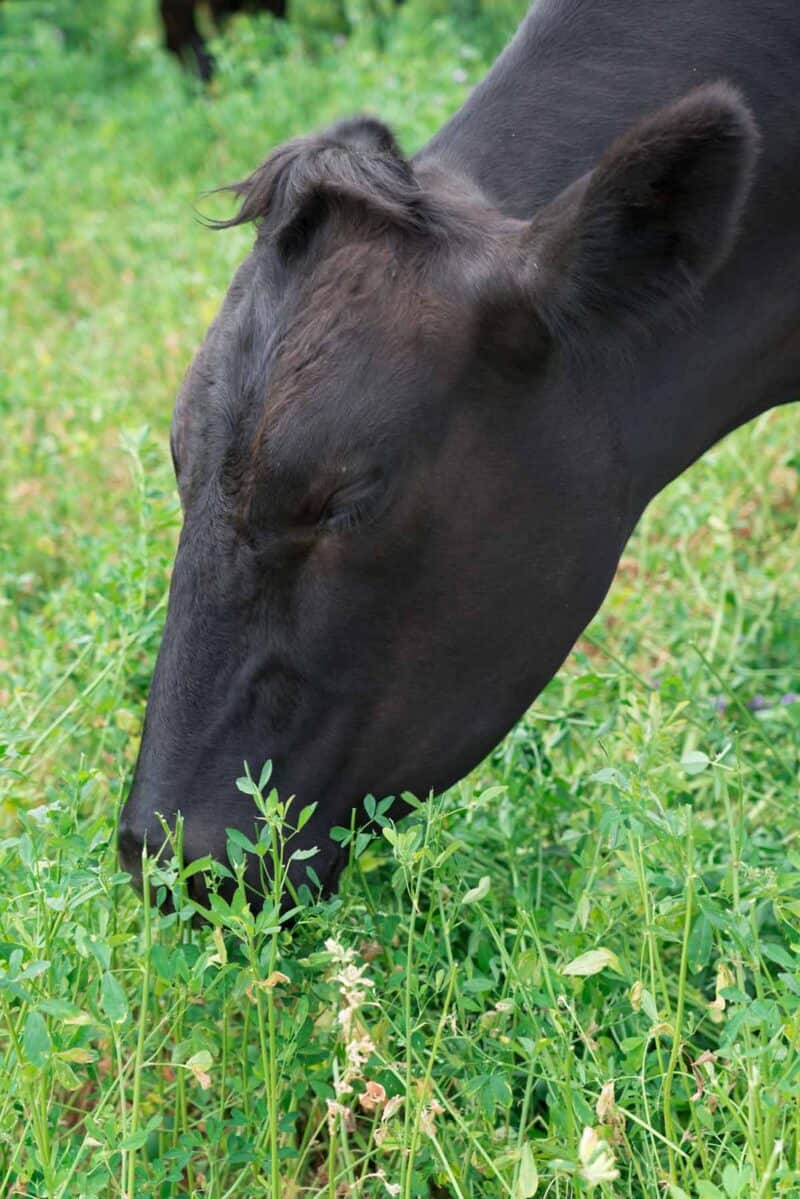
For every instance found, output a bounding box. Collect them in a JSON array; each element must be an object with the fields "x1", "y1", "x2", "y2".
[{"x1": 207, "y1": 115, "x2": 434, "y2": 260}]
